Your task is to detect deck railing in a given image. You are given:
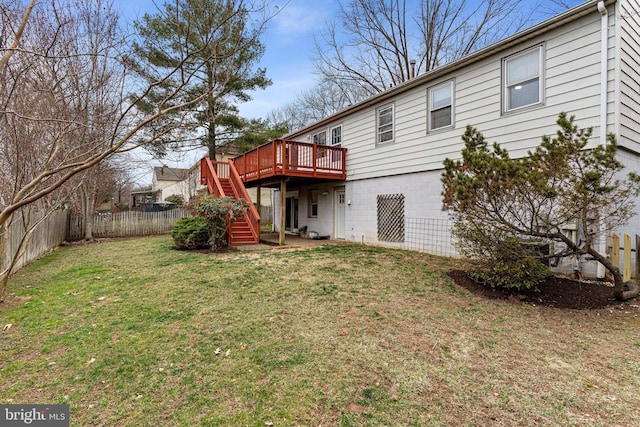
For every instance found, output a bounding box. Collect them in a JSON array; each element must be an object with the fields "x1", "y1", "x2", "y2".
[
  {"x1": 228, "y1": 161, "x2": 260, "y2": 243},
  {"x1": 232, "y1": 139, "x2": 347, "y2": 183}
]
